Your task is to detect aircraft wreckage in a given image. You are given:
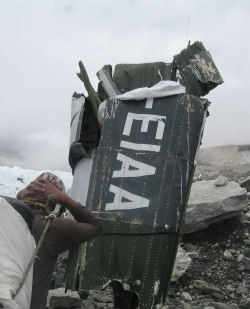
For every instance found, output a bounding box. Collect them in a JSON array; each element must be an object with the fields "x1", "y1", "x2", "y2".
[{"x1": 66, "y1": 41, "x2": 223, "y2": 308}]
